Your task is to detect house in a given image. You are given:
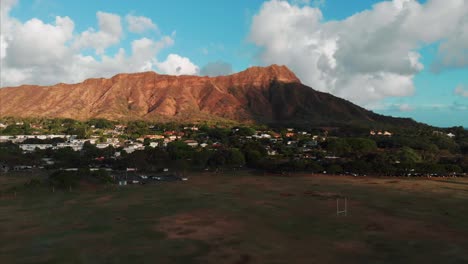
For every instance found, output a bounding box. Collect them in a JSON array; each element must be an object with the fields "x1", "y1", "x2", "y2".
[
  {"x1": 267, "y1": 149, "x2": 278, "y2": 156},
  {"x1": 106, "y1": 137, "x2": 120, "y2": 145},
  {"x1": 123, "y1": 143, "x2": 144, "y2": 153},
  {"x1": 0, "y1": 135, "x2": 14, "y2": 142},
  {"x1": 253, "y1": 133, "x2": 271, "y2": 139},
  {"x1": 30, "y1": 124, "x2": 43, "y2": 129},
  {"x1": 56, "y1": 142, "x2": 83, "y2": 152},
  {"x1": 285, "y1": 132, "x2": 295, "y2": 138},
  {"x1": 0, "y1": 123, "x2": 7, "y2": 129},
  {"x1": 270, "y1": 132, "x2": 281, "y2": 138},
  {"x1": 184, "y1": 140, "x2": 199, "y2": 148},
  {"x1": 383, "y1": 131, "x2": 393, "y2": 137},
  {"x1": 96, "y1": 143, "x2": 110, "y2": 149},
  {"x1": 149, "y1": 142, "x2": 159, "y2": 148},
  {"x1": 164, "y1": 131, "x2": 176, "y2": 136},
  {"x1": 114, "y1": 124, "x2": 127, "y2": 131},
  {"x1": 447, "y1": 133, "x2": 456, "y2": 138},
  {"x1": 14, "y1": 165, "x2": 33, "y2": 170},
  {"x1": 200, "y1": 143, "x2": 208, "y2": 148},
  {"x1": 19, "y1": 144, "x2": 54, "y2": 152},
  {"x1": 184, "y1": 126, "x2": 199, "y2": 131},
  {"x1": 137, "y1": 135, "x2": 164, "y2": 142},
  {"x1": 212, "y1": 142, "x2": 223, "y2": 148}
]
